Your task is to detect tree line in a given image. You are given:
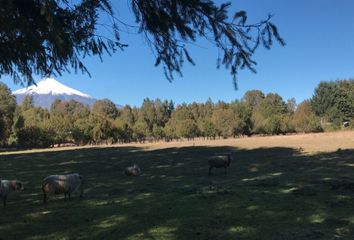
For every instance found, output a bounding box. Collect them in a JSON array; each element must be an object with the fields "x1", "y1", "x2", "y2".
[{"x1": 0, "y1": 79, "x2": 353, "y2": 149}]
